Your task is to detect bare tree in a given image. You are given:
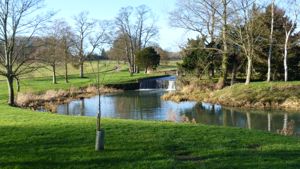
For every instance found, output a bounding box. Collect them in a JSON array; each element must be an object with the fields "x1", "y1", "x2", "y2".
[
  {"x1": 0, "y1": 0, "x2": 53, "y2": 105},
  {"x1": 170, "y1": 0, "x2": 221, "y2": 43},
  {"x1": 170, "y1": 0, "x2": 232, "y2": 88},
  {"x1": 217, "y1": 0, "x2": 231, "y2": 88},
  {"x1": 230, "y1": 0, "x2": 267, "y2": 84},
  {"x1": 107, "y1": 33, "x2": 129, "y2": 63},
  {"x1": 73, "y1": 11, "x2": 94, "y2": 78},
  {"x1": 53, "y1": 19, "x2": 75, "y2": 83},
  {"x1": 267, "y1": 0, "x2": 275, "y2": 82},
  {"x1": 280, "y1": 0, "x2": 299, "y2": 82},
  {"x1": 36, "y1": 36, "x2": 62, "y2": 84},
  {"x1": 115, "y1": 7, "x2": 135, "y2": 74},
  {"x1": 73, "y1": 12, "x2": 112, "y2": 78},
  {"x1": 115, "y1": 5, "x2": 158, "y2": 75}
]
